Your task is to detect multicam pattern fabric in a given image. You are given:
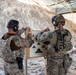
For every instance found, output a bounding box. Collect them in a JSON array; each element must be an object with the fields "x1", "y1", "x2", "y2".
[
  {"x1": 0, "y1": 28, "x2": 33, "y2": 75},
  {"x1": 36, "y1": 29, "x2": 72, "y2": 75},
  {"x1": 4, "y1": 62, "x2": 24, "y2": 75}
]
